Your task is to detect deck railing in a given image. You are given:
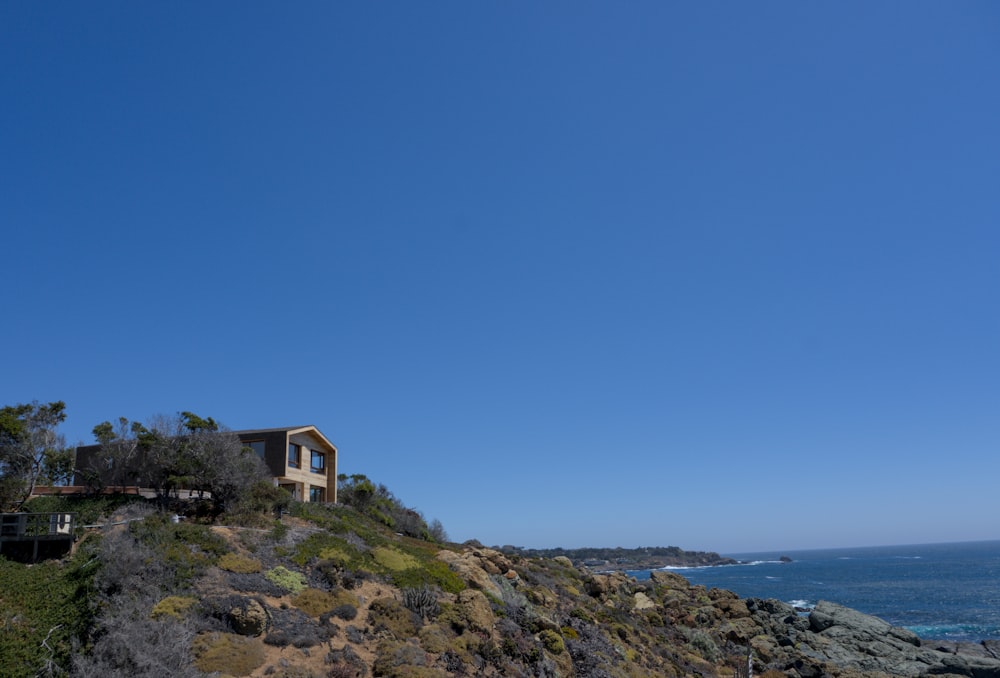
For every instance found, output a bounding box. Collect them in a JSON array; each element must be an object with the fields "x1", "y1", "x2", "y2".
[{"x1": 0, "y1": 512, "x2": 76, "y2": 539}]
